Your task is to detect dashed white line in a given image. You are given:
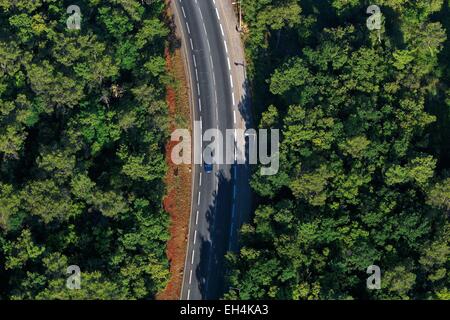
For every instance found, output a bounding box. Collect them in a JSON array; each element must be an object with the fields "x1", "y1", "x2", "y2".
[
  {"x1": 230, "y1": 74, "x2": 234, "y2": 88},
  {"x1": 182, "y1": 6, "x2": 186, "y2": 18},
  {"x1": 199, "y1": 172, "x2": 202, "y2": 186},
  {"x1": 198, "y1": 191, "x2": 201, "y2": 205},
  {"x1": 194, "y1": 230, "x2": 197, "y2": 244},
  {"x1": 233, "y1": 110, "x2": 236, "y2": 124},
  {"x1": 232, "y1": 92, "x2": 236, "y2": 106},
  {"x1": 227, "y1": 57, "x2": 231, "y2": 70},
  {"x1": 190, "y1": 38, "x2": 194, "y2": 50},
  {"x1": 186, "y1": 22, "x2": 191, "y2": 34},
  {"x1": 187, "y1": 289, "x2": 191, "y2": 300},
  {"x1": 189, "y1": 269, "x2": 193, "y2": 284},
  {"x1": 193, "y1": 55, "x2": 197, "y2": 68},
  {"x1": 215, "y1": 7, "x2": 220, "y2": 20},
  {"x1": 198, "y1": 98, "x2": 202, "y2": 112},
  {"x1": 223, "y1": 40, "x2": 228, "y2": 53},
  {"x1": 191, "y1": 250, "x2": 195, "y2": 264},
  {"x1": 196, "y1": 210, "x2": 199, "y2": 225},
  {"x1": 206, "y1": 38, "x2": 212, "y2": 52},
  {"x1": 220, "y1": 24, "x2": 225, "y2": 36}
]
